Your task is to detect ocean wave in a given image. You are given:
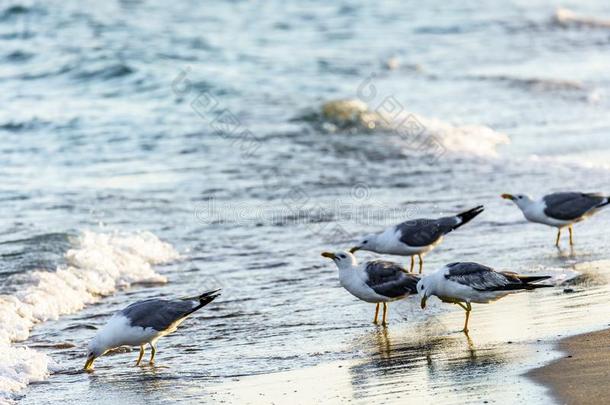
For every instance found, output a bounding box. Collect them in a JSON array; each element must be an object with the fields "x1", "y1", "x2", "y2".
[
  {"x1": 0, "y1": 119, "x2": 48, "y2": 133},
  {"x1": 0, "y1": 116, "x2": 79, "y2": 133},
  {"x1": 0, "y1": 4, "x2": 43, "y2": 22},
  {"x1": 301, "y1": 99, "x2": 509, "y2": 157},
  {"x1": 469, "y1": 74, "x2": 602, "y2": 104},
  {"x1": 0, "y1": 230, "x2": 179, "y2": 402},
  {"x1": 71, "y1": 62, "x2": 135, "y2": 82},
  {"x1": 2, "y1": 50, "x2": 33, "y2": 63},
  {"x1": 528, "y1": 154, "x2": 610, "y2": 172},
  {"x1": 472, "y1": 74, "x2": 584, "y2": 92}
]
